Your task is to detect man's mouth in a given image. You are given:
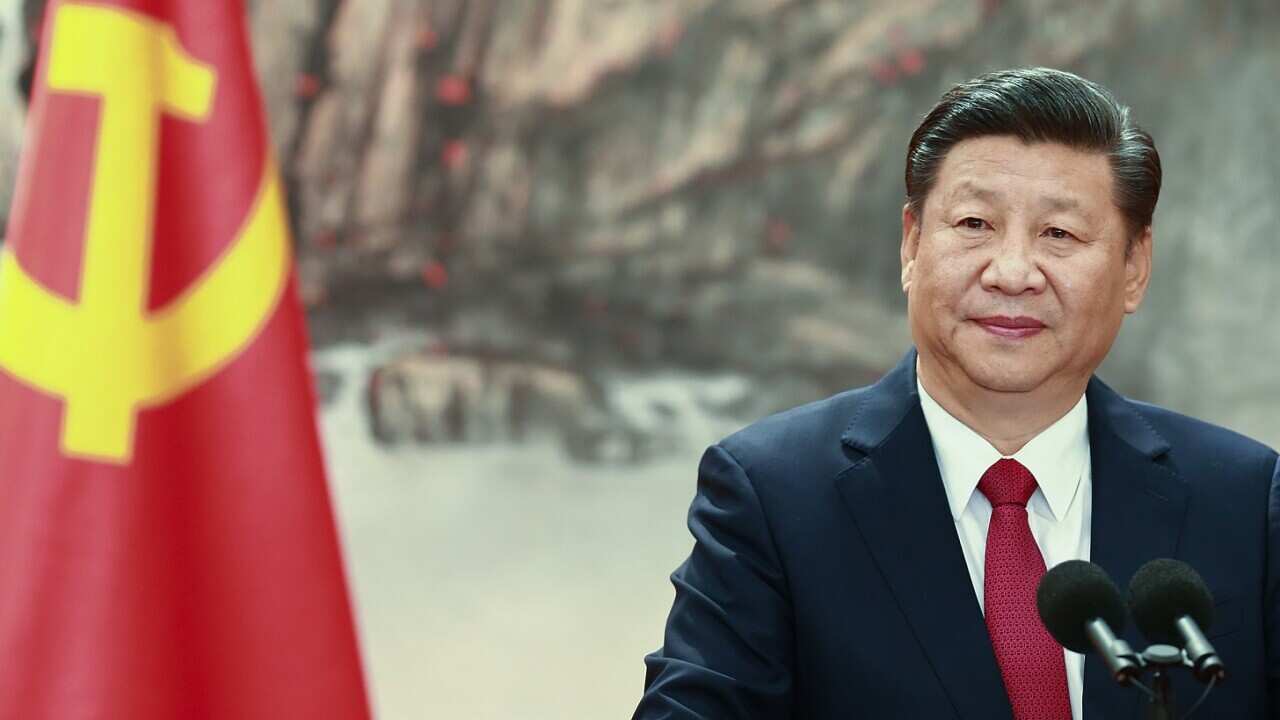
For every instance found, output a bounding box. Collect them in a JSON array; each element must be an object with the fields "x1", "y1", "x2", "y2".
[{"x1": 972, "y1": 315, "x2": 1046, "y2": 339}]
